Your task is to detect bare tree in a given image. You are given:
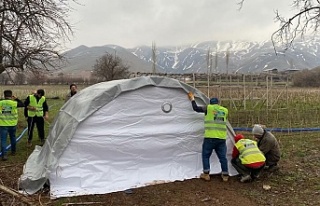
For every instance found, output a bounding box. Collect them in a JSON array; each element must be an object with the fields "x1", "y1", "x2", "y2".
[
  {"x1": 239, "y1": 1, "x2": 320, "y2": 50},
  {"x1": 292, "y1": 67, "x2": 320, "y2": 87},
  {"x1": 14, "y1": 72, "x2": 26, "y2": 84},
  {"x1": 152, "y1": 41, "x2": 157, "y2": 74},
  {"x1": 214, "y1": 50, "x2": 218, "y2": 73},
  {"x1": 226, "y1": 48, "x2": 230, "y2": 74},
  {"x1": 272, "y1": 1, "x2": 320, "y2": 50},
  {"x1": 0, "y1": 0, "x2": 74, "y2": 75},
  {"x1": 58, "y1": 72, "x2": 65, "y2": 83},
  {"x1": 92, "y1": 53, "x2": 130, "y2": 82},
  {"x1": 27, "y1": 71, "x2": 47, "y2": 85},
  {"x1": 0, "y1": 73, "x2": 10, "y2": 84},
  {"x1": 206, "y1": 48, "x2": 212, "y2": 96}
]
